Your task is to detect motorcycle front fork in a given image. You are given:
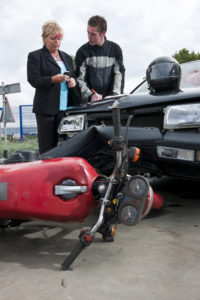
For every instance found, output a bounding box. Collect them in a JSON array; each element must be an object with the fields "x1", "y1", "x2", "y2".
[
  {"x1": 61, "y1": 151, "x2": 122, "y2": 270},
  {"x1": 61, "y1": 184, "x2": 118, "y2": 270}
]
